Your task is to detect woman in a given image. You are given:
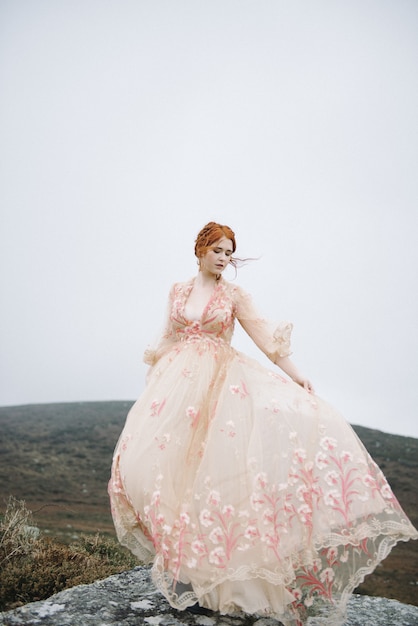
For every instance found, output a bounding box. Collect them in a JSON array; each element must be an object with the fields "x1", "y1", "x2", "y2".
[{"x1": 109, "y1": 222, "x2": 417, "y2": 626}]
